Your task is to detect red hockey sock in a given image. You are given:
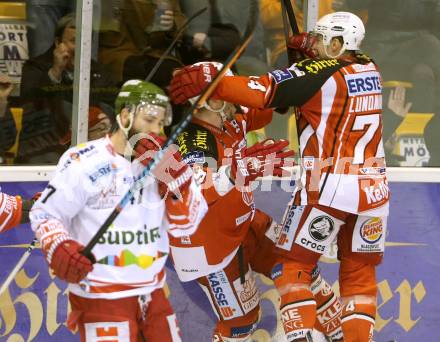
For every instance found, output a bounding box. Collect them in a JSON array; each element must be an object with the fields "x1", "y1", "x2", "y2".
[
  {"x1": 311, "y1": 275, "x2": 343, "y2": 341},
  {"x1": 341, "y1": 301, "x2": 376, "y2": 342},
  {"x1": 279, "y1": 289, "x2": 316, "y2": 341}
]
